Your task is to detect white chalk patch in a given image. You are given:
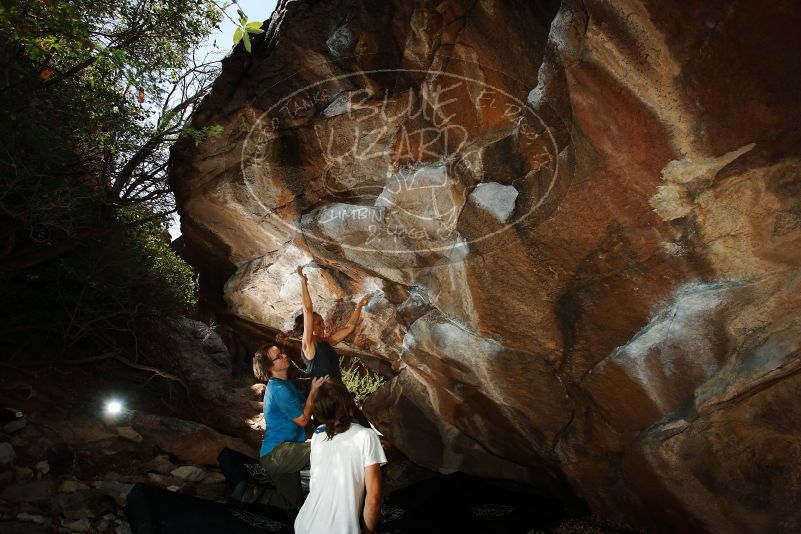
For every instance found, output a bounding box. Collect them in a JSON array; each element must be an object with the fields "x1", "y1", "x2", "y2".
[{"x1": 469, "y1": 182, "x2": 518, "y2": 223}]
